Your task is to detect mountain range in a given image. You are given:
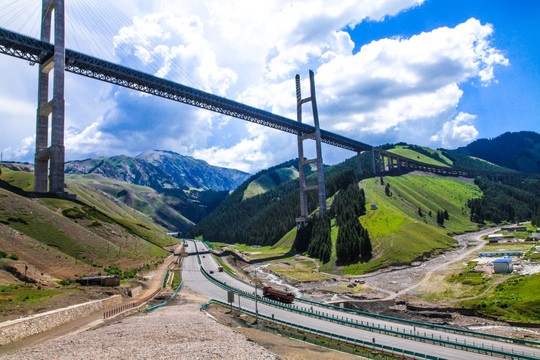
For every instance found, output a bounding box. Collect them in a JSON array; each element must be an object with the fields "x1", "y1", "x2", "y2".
[
  {"x1": 448, "y1": 131, "x2": 540, "y2": 174},
  {"x1": 65, "y1": 150, "x2": 249, "y2": 191}
]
